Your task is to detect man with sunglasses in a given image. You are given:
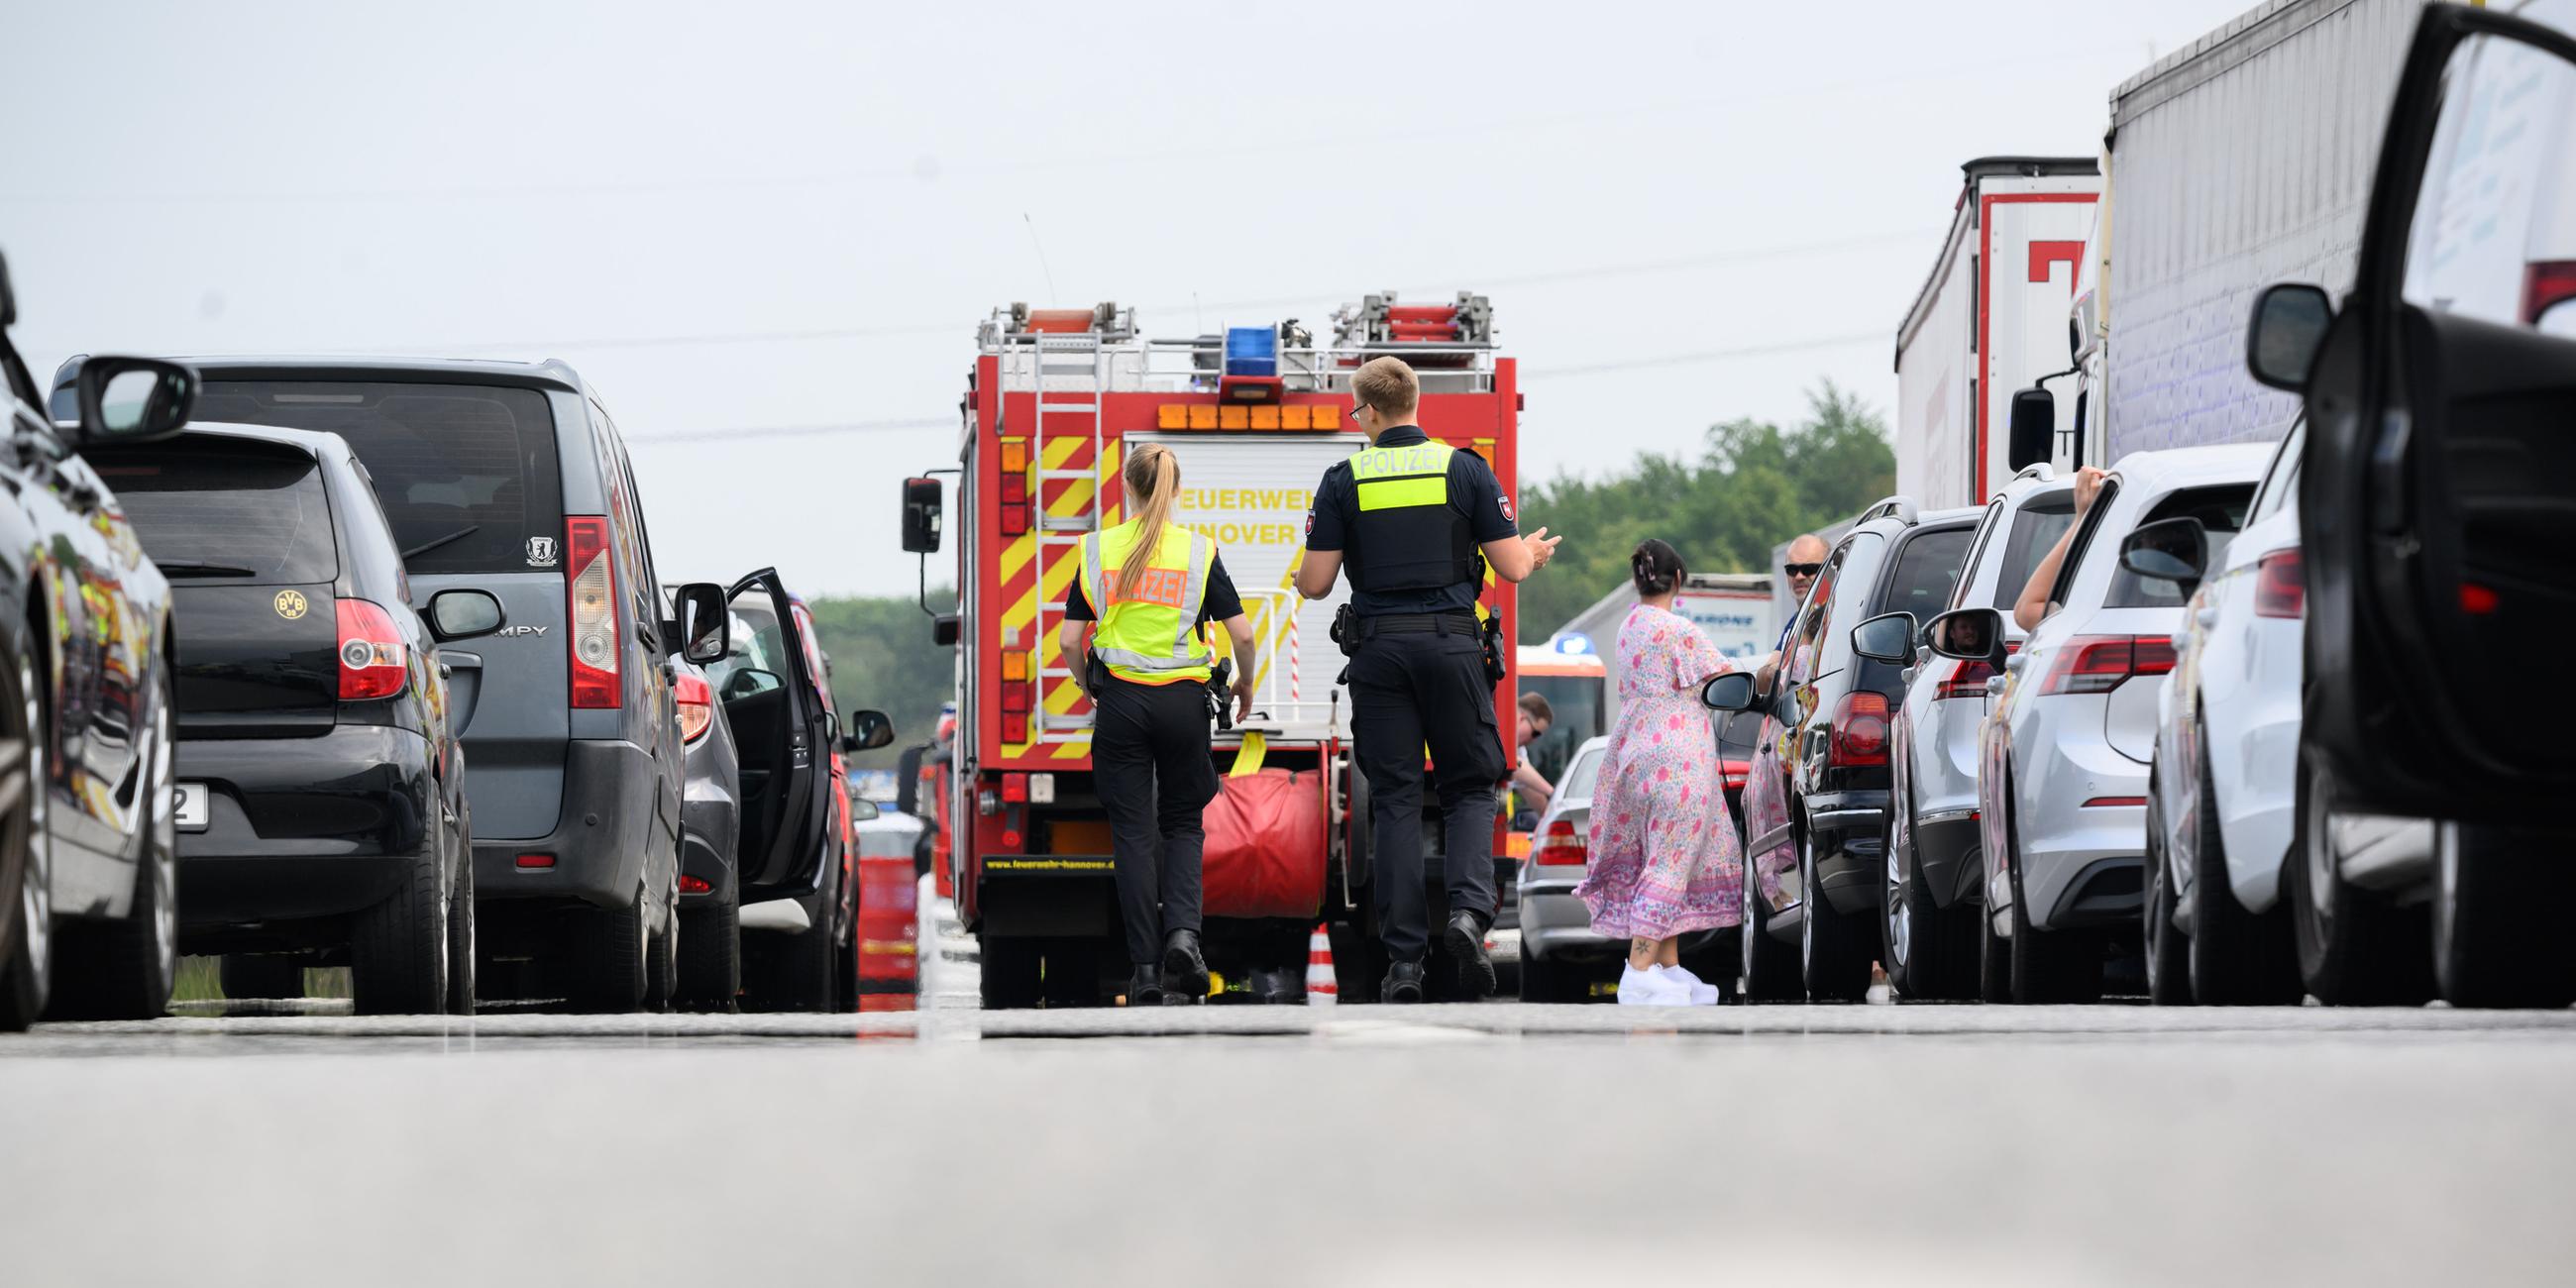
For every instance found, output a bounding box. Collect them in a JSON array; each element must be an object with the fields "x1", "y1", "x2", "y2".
[
  {"x1": 1756, "y1": 532, "x2": 1829, "y2": 690},
  {"x1": 1296, "y1": 356, "x2": 1560, "y2": 1002}
]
